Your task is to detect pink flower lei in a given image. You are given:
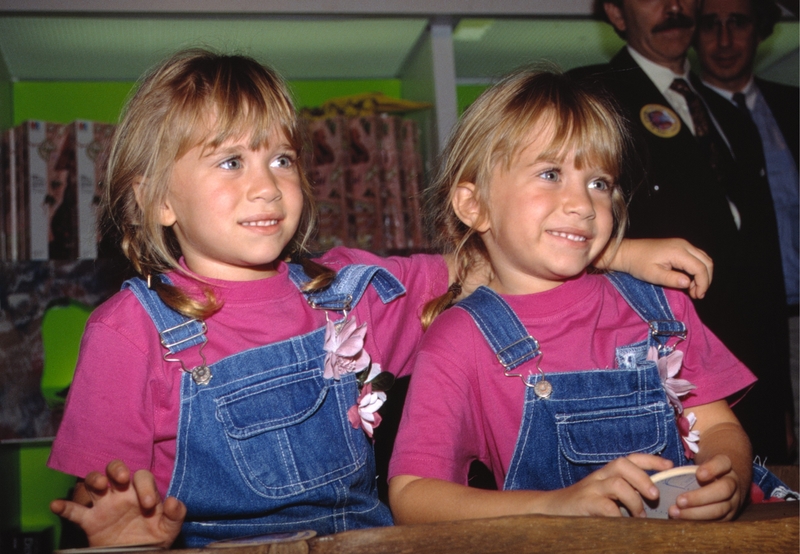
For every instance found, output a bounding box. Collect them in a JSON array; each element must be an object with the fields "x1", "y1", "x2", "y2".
[
  {"x1": 323, "y1": 317, "x2": 394, "y2": 438},
  {"x1": 646, "y1": 346, "x2": 699, "y2": 458}
]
